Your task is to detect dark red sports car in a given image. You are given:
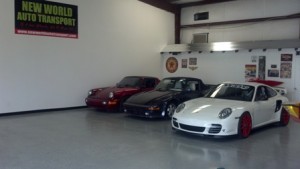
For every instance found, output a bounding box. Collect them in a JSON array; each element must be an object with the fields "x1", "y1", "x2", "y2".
[{"x1": 85, "y1": 76, "x2": 160, "y2": 111}]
